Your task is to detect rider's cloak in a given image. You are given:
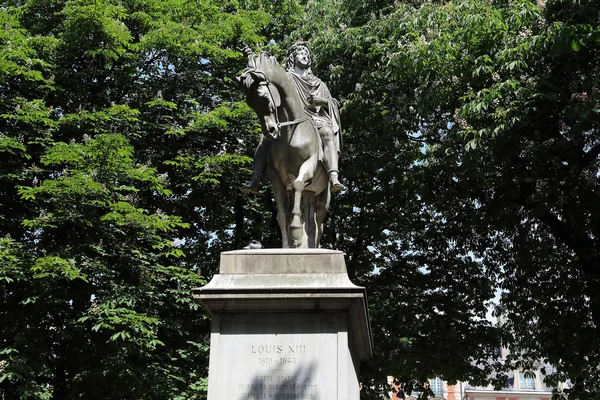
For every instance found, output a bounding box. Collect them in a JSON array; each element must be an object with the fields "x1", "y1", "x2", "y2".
[{"x1": 287, "y1": 71, "x2": 342, "y2": 156}]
